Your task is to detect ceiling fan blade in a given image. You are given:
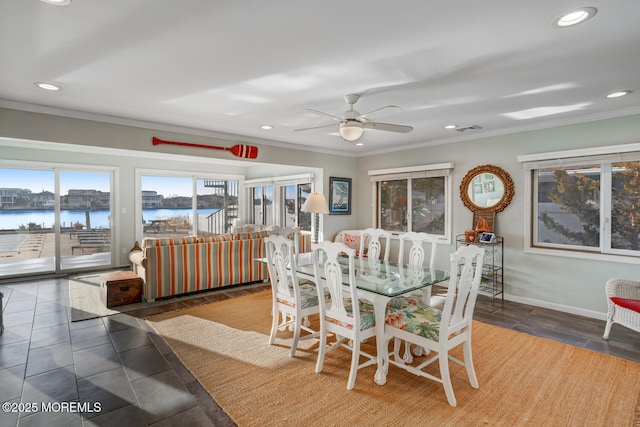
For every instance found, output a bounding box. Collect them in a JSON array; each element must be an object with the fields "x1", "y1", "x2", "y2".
[
  {"x1": 305, "y1": 109, "x2": 341, "y2": 121},
  {"x1": 360, "y1": 105, "x2": 402, "y2": 120},
  {"x1": 293, "y1": 123, "x2": 339, "y2": 132},
  {"x1": 363, "y1": 121, "x2": 413, "y2": 133}
]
